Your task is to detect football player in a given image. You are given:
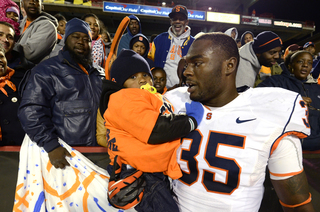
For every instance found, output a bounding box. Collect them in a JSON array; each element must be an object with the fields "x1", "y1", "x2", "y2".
[{"x1": 165, "y1": 32, "x2": 315, "y2": 212}]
